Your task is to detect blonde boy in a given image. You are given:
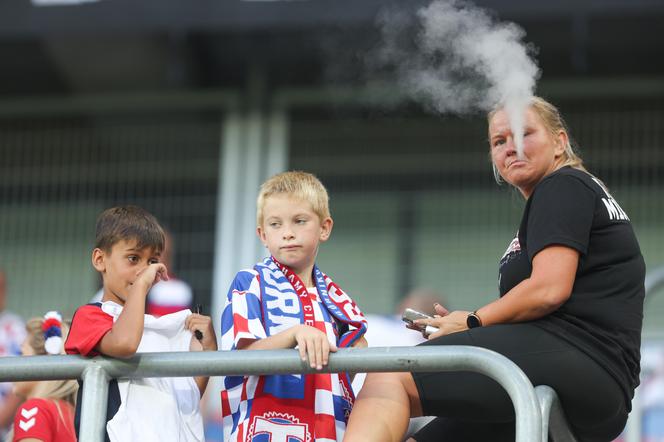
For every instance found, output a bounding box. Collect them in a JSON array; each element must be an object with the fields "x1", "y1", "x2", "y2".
[
  {"x1": 65, "y1": 206, "x2": 217, "y2": 442},
  {"x1": 220, "y1": 171, "x2": 368, "y2": 442}
]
